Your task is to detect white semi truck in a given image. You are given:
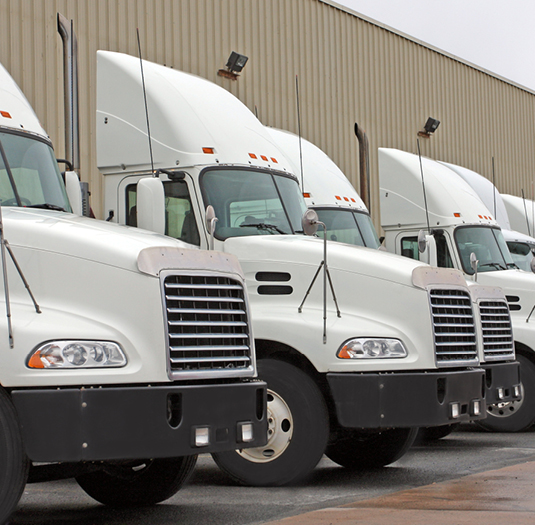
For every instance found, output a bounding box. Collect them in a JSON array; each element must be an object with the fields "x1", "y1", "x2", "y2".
[
  {"x1": 439, "y1": 161, "x2": 535, "y2": 273},
  {"x1": 378, "y1": 148, "x2": 535, "y2": 432},
  {"x1": 97, "y1": 50, "x2": 490, "y2": 486},
  {"x1": 0, "y1": 61, "x2": 267, "y2": 522},
  {"x1": 265, "y1": 127, "x2": 521, "y2": 428}
]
